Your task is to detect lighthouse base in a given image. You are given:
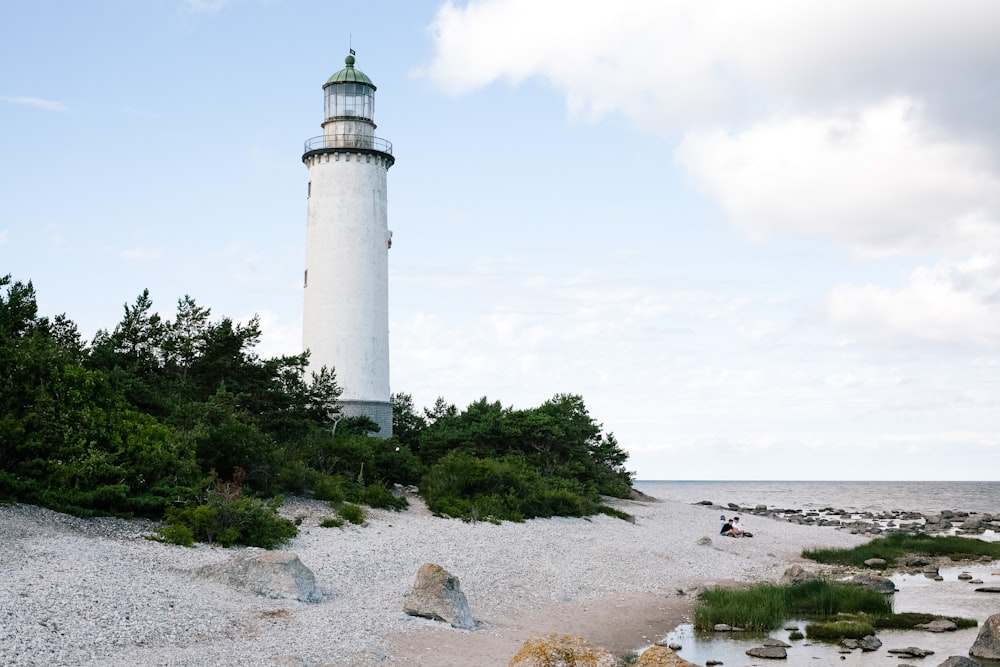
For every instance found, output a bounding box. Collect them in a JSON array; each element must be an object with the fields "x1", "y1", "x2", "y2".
[{"x1": 340, "y1": 399, "x2": 393, "y2": 439}]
